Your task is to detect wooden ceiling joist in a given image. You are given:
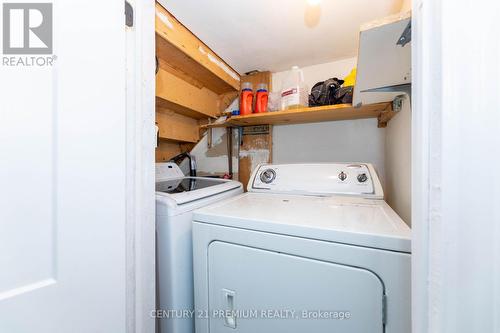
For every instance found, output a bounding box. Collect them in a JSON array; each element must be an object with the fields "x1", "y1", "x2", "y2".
[{"x1": 155, "y1": 2, "x2": 240, "y2": 94}]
